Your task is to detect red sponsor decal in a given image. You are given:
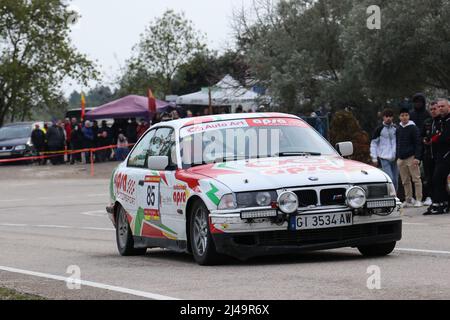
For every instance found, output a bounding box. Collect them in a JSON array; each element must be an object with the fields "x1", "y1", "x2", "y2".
[
  {"x1": 173, "y1": 191, "x2": 187, "y2": 206},
  {"x1": 246, "y1": 118, "x2": 308, "y2": 128}
]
